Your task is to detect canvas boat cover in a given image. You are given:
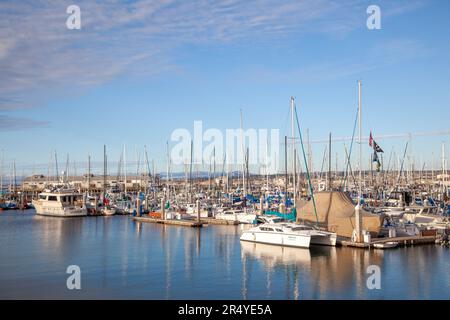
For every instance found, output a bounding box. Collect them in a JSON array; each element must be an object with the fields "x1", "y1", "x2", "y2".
[{"x1": 296, "y1": 191, "x2": 383, "y2": 238}]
